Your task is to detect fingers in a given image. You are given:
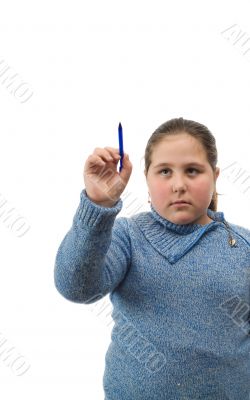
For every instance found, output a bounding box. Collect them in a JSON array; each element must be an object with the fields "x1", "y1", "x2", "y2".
[
  {"x1": 86, "y1": 154, "x2": 105, "y2": 168},
  {"x1": 86, "y1": 147, "x2": 131, "y2": 176},
  {"x1": 104, "y1": 146, "x2": 121, "y2": 157},
  {"x1": 93, "y1": 147, "x2": 121, "y2": 162}
]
